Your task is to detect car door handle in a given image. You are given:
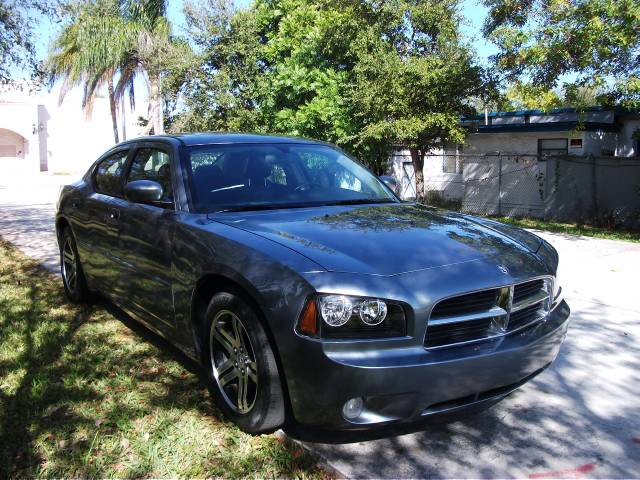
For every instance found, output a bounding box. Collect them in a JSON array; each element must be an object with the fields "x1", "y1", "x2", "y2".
[{"x1": 108, "y1": 208, "x2": 120, "y2": 220}]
